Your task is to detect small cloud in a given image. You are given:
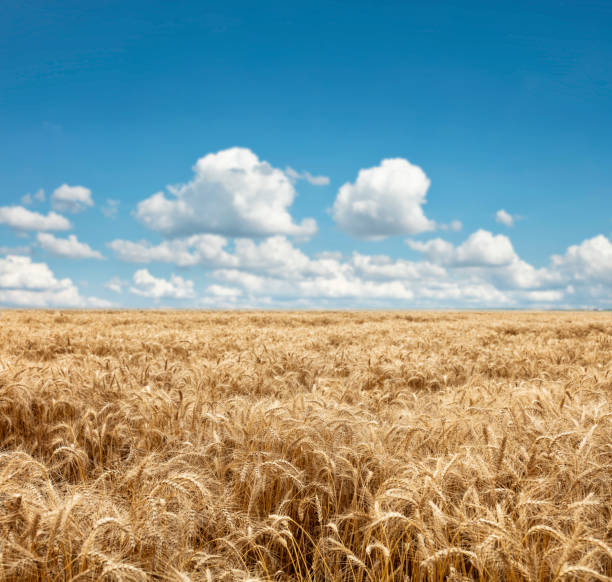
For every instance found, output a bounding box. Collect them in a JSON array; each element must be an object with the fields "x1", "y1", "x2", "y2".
[
  {"x1": 0, "y1": 255, "x2": 107, "y2": 307},
  {"x1": 51, "y1": 184, "x2": 94, "y2": 213},
  {"x1": 105, "y1": 277, "x2": 125, "y2": 294},
  {"x1": 285, "y1": 166, "x2": 330, "y2": 186},
  {"x1": 108, "y1": 234, "x2": 233, "y2": 267},
  {"x1": 407, "y1": 229, "x2": 517, "y2": 267},
  {"x1": 37, "y1": 233, "x2": 105, "y2": 260},
  {"x1": 130, "y1": 269, "x2": 195, "y2": 299},
  {"x1": 495, "y1": 209, "x2": 516, "y2": 228},
  {"x1": 522, "y1": 290, "x2": 564, "y2": 302},
  {"x1": 0, "y1": 206, "x2": 71, "y2": 231},
  {"x1": 207, "y1": 284, "x2": 243, "y2": 298},
  {"x1": 440, "y1": 220, "x2": 463, "y2": 232},
  {"x1": 20, "y1": 189, "x2": 45, "y2": 206},
  {"x1": 101, "y1": 199, "x2": 120, "y2": 219}
]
